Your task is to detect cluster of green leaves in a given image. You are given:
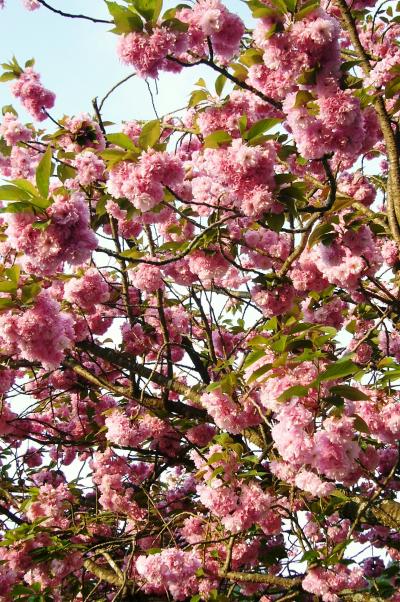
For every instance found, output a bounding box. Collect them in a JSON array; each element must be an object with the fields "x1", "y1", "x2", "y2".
[
  {"x1": 106, "y1": 0, "x2": 190, "y2": 34},
  {"x1": 0, "y1": 150, "x2": 53, "y2": 216},
  {"x1": 0, "y1": 56, "x2": 34, "y2": 82}
]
